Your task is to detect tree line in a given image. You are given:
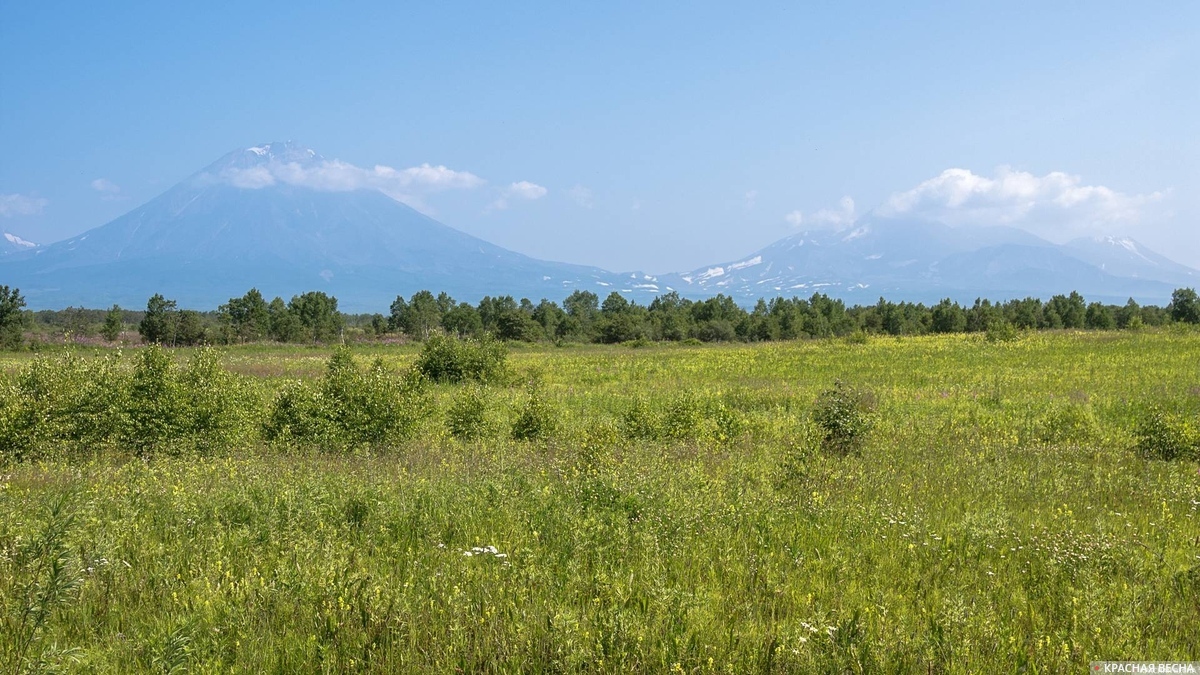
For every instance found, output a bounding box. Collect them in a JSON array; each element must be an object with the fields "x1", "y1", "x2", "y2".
[{"x1": 2, "y1": 284, "x2": 1199, "y2": 348}]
